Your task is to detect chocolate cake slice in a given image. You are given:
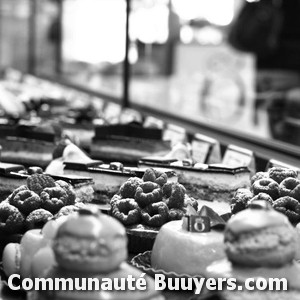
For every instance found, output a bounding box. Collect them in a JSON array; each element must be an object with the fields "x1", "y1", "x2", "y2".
[
  {"x1": 90, "y1": 123, "x2": 171, "y2": 163},
  {"x1": 0, "y1": 123, "x2": 59, "y2": 167}
]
